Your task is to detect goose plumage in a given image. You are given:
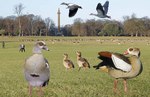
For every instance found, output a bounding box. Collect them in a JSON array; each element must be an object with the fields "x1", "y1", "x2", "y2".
[
  {"x1": 61, "y1": 2, "x2": 82, "y2": 17},
  {"x1": 63, "y1": 53, "x2": 75, "y2": 70},
  {"x1": 93, "y1": 47, "x2": 143, "y2": 93},
  {"x1": 90, "y1": 1, "x2": 111, "y2": 18},
  {"x1": 24, "y1": 41, "x2": 50, "y2": 96},
  {"x1": 76, "y1": 51, "x2": 90, "y2": 71}
]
